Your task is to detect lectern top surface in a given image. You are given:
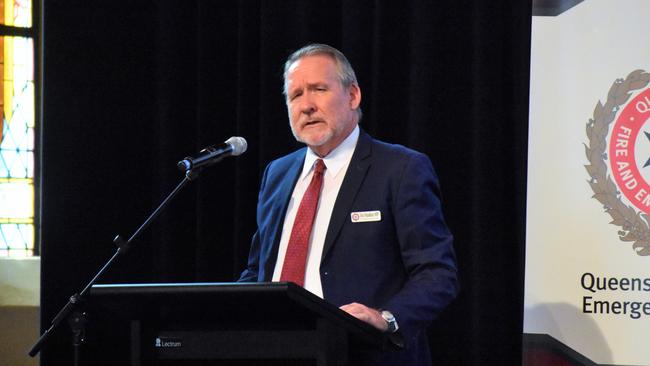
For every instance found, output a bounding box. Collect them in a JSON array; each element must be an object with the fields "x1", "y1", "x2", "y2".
[{"x1": 89, "y1": 281, "x2": 389, "y2": 349}]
